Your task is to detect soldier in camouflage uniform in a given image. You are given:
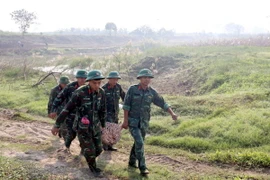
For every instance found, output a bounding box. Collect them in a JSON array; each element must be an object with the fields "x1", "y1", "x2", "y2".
[
  {"x1": 50, "y1": 70, "x2": 87, "y2": 151},
  {"x1": 102, "y1": 71, "x2": 125, "y2": 151},
  {"x1": 48, "y1": 76, "x2": 70, "y2": 138},
  {"x1": 51, "y1": 70, "x2": 106, "y2": 177},
  {"x1": 122, "y1": 68, "x2": 178, "y2": 175}
]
